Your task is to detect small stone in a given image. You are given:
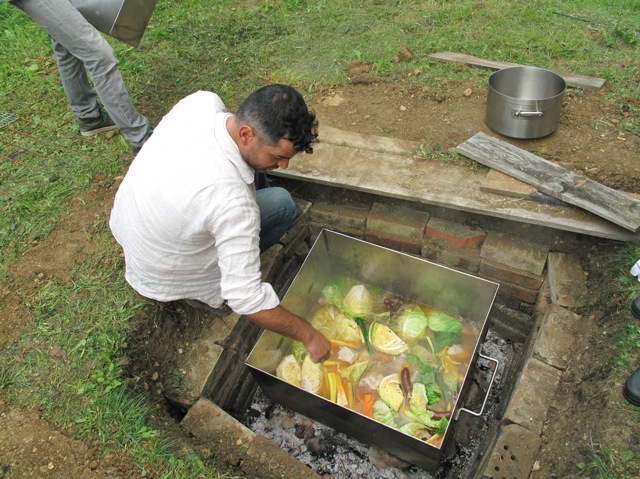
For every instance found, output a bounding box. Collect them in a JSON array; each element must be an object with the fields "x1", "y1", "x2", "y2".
[
  {"x1": 305, "y1": 436, "x2": 322, "y2": 454},
  {"x1": 399, "y1": 105, "x2": 407, "y2": 111},
  {"x1": 151, "y1": 371, "x2": 159, "y2": 381},
  {"x1": 463, "y1": 88, "x2": 473, "y2": 97},
  {"x1": 235, "y1": 439, "x2": 243, "y2": 446}
]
